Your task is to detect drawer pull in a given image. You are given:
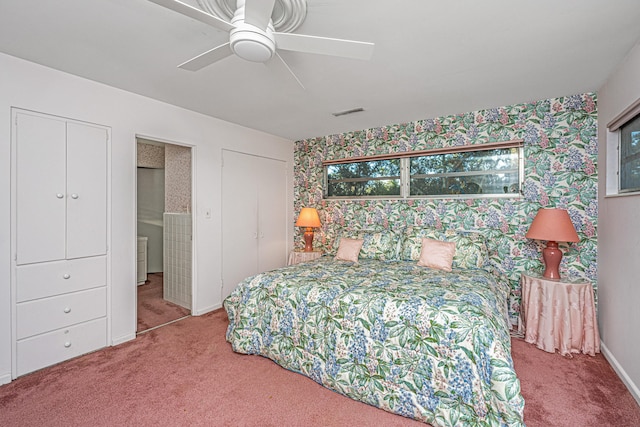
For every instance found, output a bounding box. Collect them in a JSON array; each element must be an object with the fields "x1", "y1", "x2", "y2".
[
  {"x1": 71, "y1": 193, "x2": 79, "y2": 199},
  {"x1": 63, "y1": 307, "x2": 71, "y2": 314},
  {"x1": 63, "y1": 273, "x2": 71, "y2": 279},
  {"x1": 64, "y1": 342, "x2": 72, "y2": 348},
  {"x1": 56, "y1": 193, "x2": 64, "y2": 199}
]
